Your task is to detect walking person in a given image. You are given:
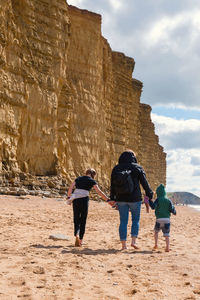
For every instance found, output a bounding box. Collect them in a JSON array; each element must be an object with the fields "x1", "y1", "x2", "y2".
[
  {"x1": 148, "y1": 183, "x2": 176, "y2": 252},
  {"x1": 110, "y1": 150, "x2": 153, "y2": 250},
  {"x1": 67, "y1": 168, "x2": 110, "y2": 247}
]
